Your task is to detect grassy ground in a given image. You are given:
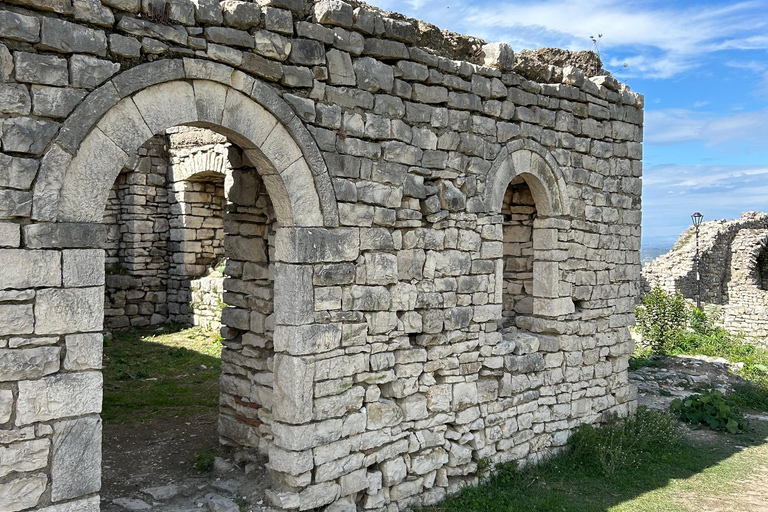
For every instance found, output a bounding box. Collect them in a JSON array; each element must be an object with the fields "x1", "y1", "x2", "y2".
[
  {"x1": 102, "y1": 325, "x2": 223, "y2": 424},
  {"x1": 426, "y1": 416, "x2": 768, "y2": 512}
]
